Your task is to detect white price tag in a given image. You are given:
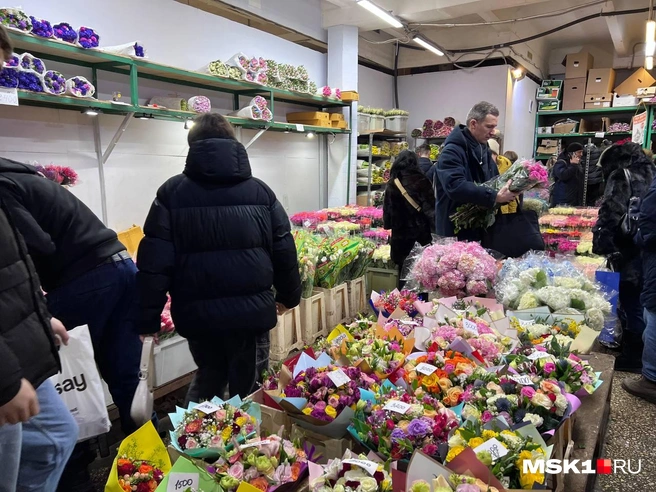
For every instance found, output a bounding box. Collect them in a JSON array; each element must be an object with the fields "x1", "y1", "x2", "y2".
[
  {"x1": 473, "y1": 437, "x2": 509, "y2": 461},
  {"x1": 383, "y1": 400, "x2": 411, "y2": 414},
  {"x1": 527, "y1": 351, "x2": 551, "y2": 361},
  {"x1": 510, "y1": 374, "x2": 534, "y2": 386},
  {"x1": 518, "y1": 318, "x2": 535, "y2": 328},
  {"x1": 327, "y1": 368, "x2": 351, "y2": 388},
  {"x1": 240, "y1": 439, "x2": 272, "y2": 450},
  {"x1": 463, "y1": 319, "x2": 479, "y2": 335},
  {"x1": 194, "y1": 401, "x2": 221, "y2": 414},
  {"x1": 167, "y1": 472, "x2": 199, "y2": 492},
  {"x1": 0, "y1": 88, "x2": 18, "y2": 106},
  {"x1": 295, "y1": 124, "x2": 305, "y2": 132},
  {"x1": 343, "y1": 459, "x2": 379, "y2": 476},
  {"x1": 415, "y1": 362, "x2": 438, "y2": 376},
  {"x1": 595, "y1": 132, "x2": 605, "y2": 138},
  {"x1": 331, "y1": 333, "x2": 348, "y2": 347}
]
